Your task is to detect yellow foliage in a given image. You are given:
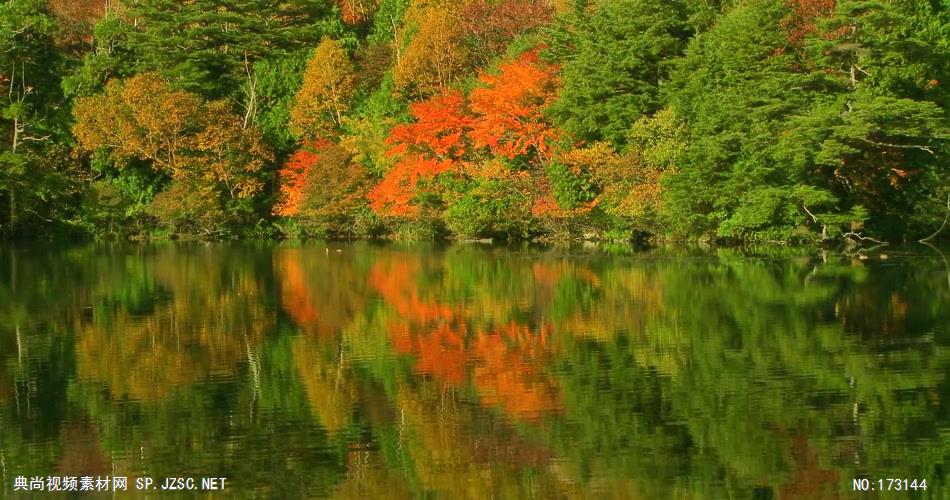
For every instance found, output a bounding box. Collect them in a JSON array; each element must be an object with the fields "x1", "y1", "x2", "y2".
[
  {"x1": 290, "y1": 38, "x2": 356, "y2": 138},
  {"x1": 73, "y1": 73, "x2": 200, "y2": 169},
  {"x1": 73, "y1": 73, "x2": 271, "y2": 200},
  {"x1": 394, "y1": 1, "x2": 470, "y2": 96},
  {"x1": 293, "y1": 336, "x2": 358, "y2": 433},
  {"x1": 559, "y1": 142, "x2": 664, "y2": 219}
]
